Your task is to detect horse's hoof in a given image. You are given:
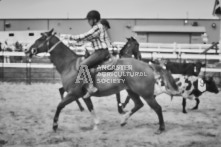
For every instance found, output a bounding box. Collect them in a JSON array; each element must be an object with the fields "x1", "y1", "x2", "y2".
[
  {"x1": 183, "y1": 111, "x2": 187, "y2": 114},
  {"x1": 53, "y1": 124, "x2": 58, "y2": 132},
  {"x1": 155, "y1": 129, "x2": 164, "y2": 135},
  {"x1": 80, "y1": 107, "x2": 85, "y2": 112},
  {"x1": 191, "y1": 107, "x2": 198, "y2": 110},
  {"x1": 119, "y1": 110, "x2": 126, "y2": 115},
  {"x1": 120, "y1": 122, "x2": 127, "y2": 127}
]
